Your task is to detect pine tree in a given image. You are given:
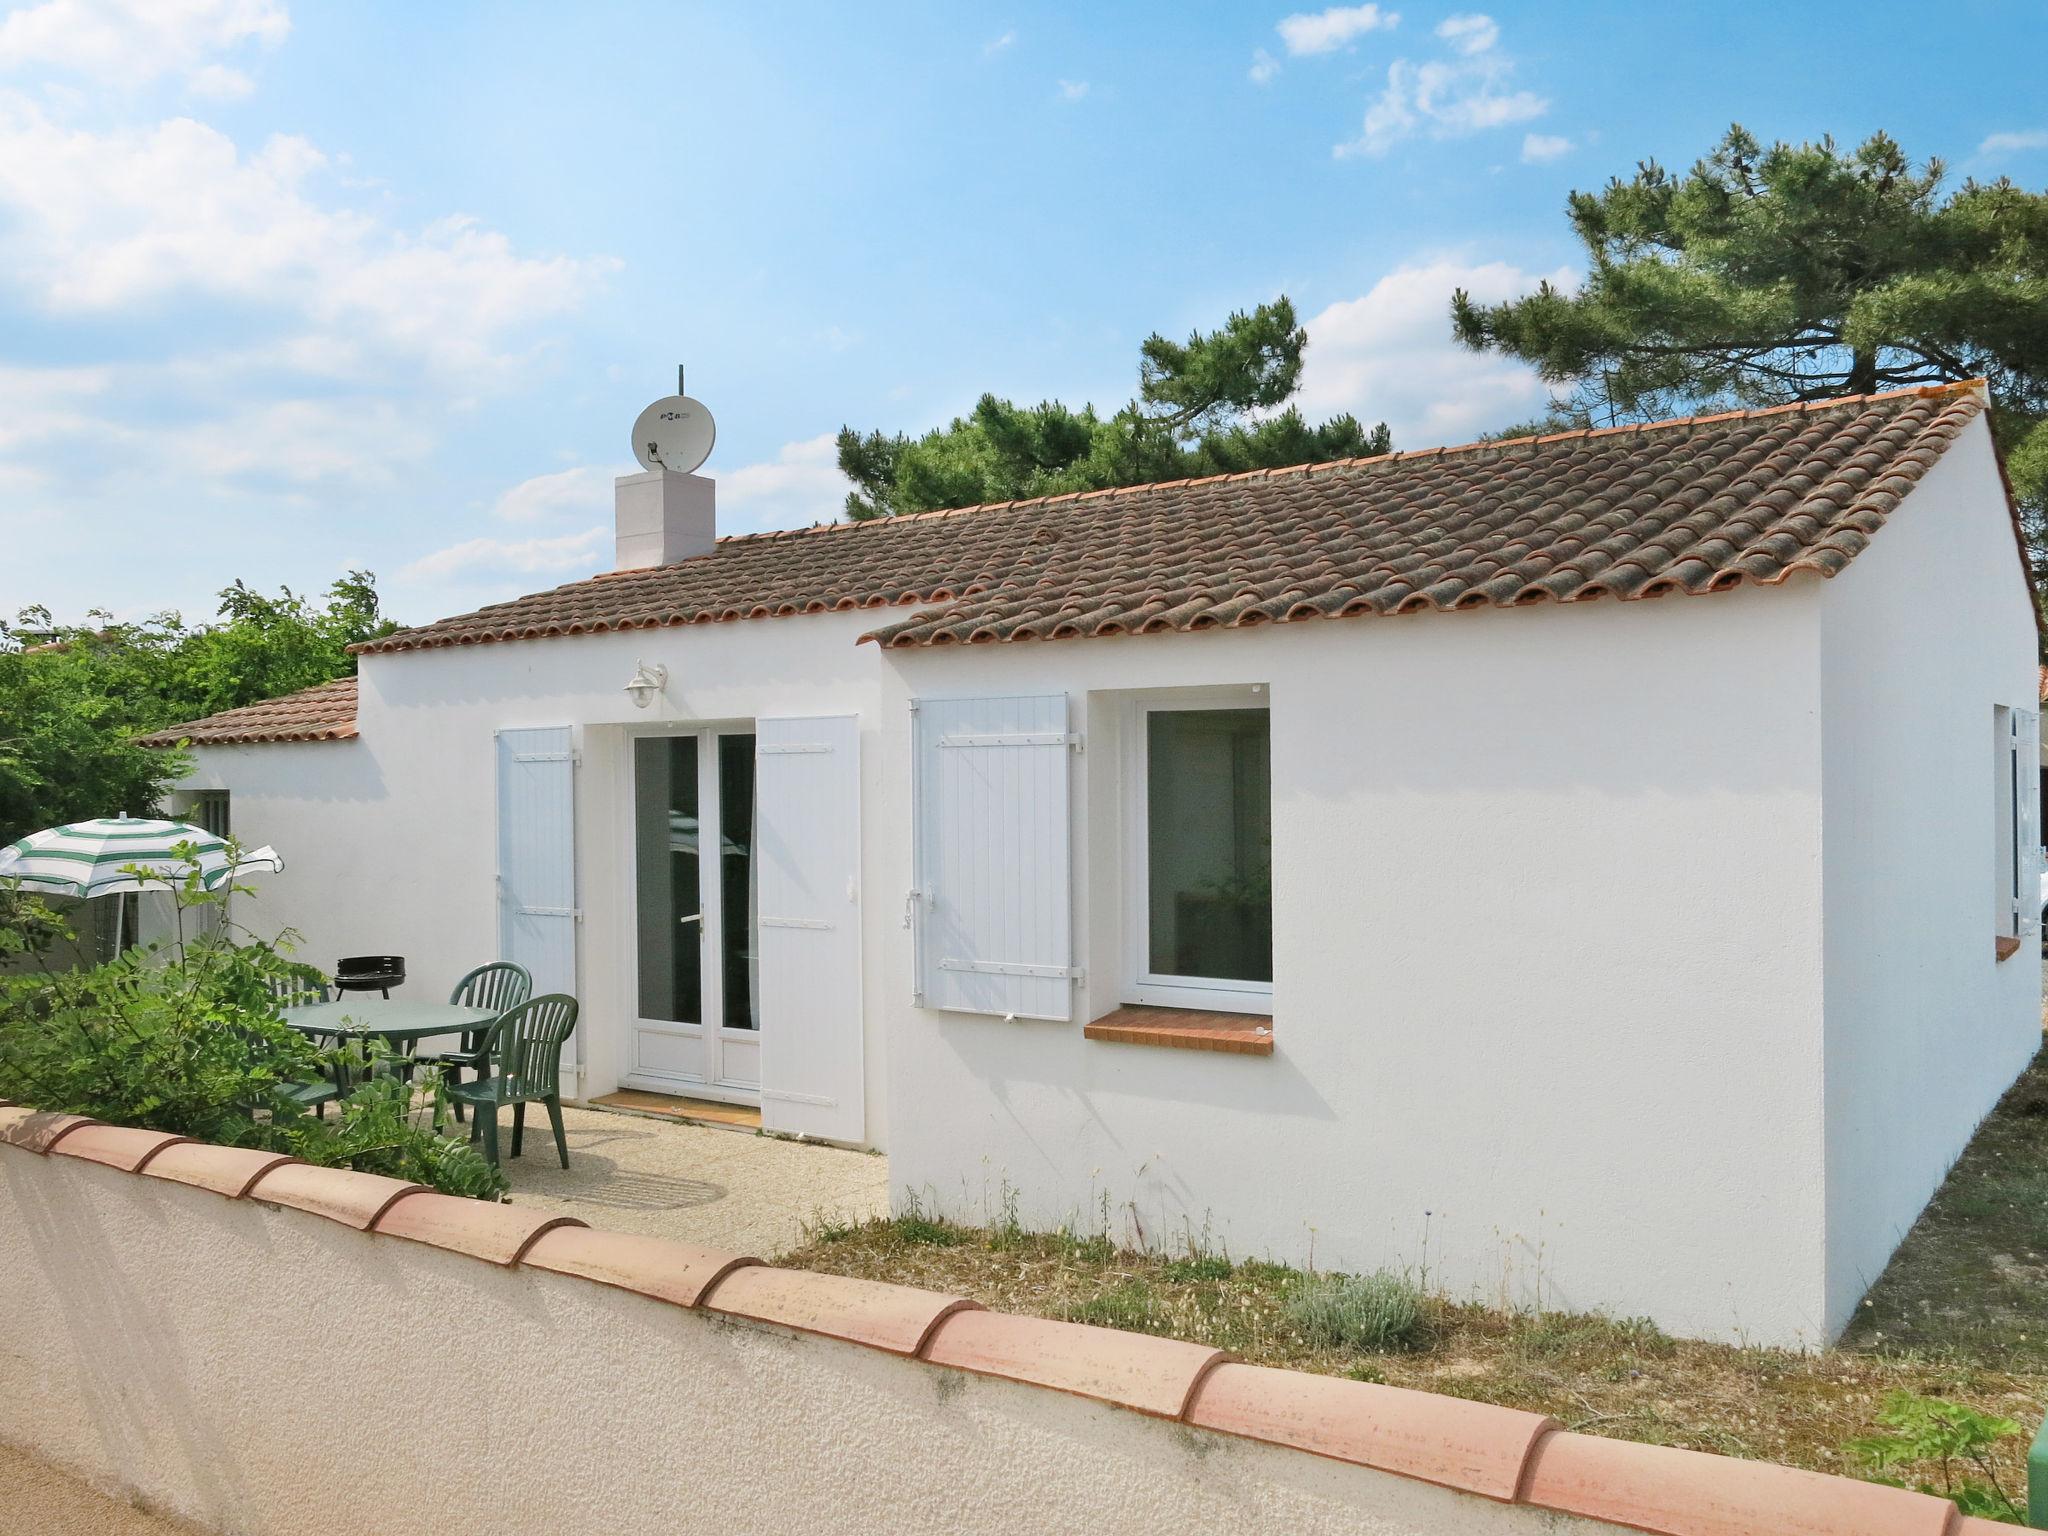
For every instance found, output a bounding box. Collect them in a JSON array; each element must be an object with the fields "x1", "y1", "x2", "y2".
[{"x1": 837, "y1": 299, "x2": 1390, "y2": 519}]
